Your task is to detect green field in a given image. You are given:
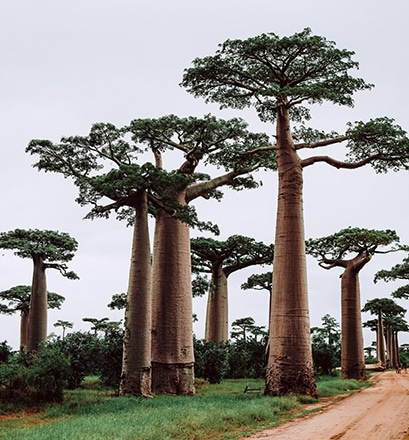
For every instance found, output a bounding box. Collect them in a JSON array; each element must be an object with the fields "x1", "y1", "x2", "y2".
[{"x1": 0, "y1": 376, "x2": 370, "y2": 440}]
